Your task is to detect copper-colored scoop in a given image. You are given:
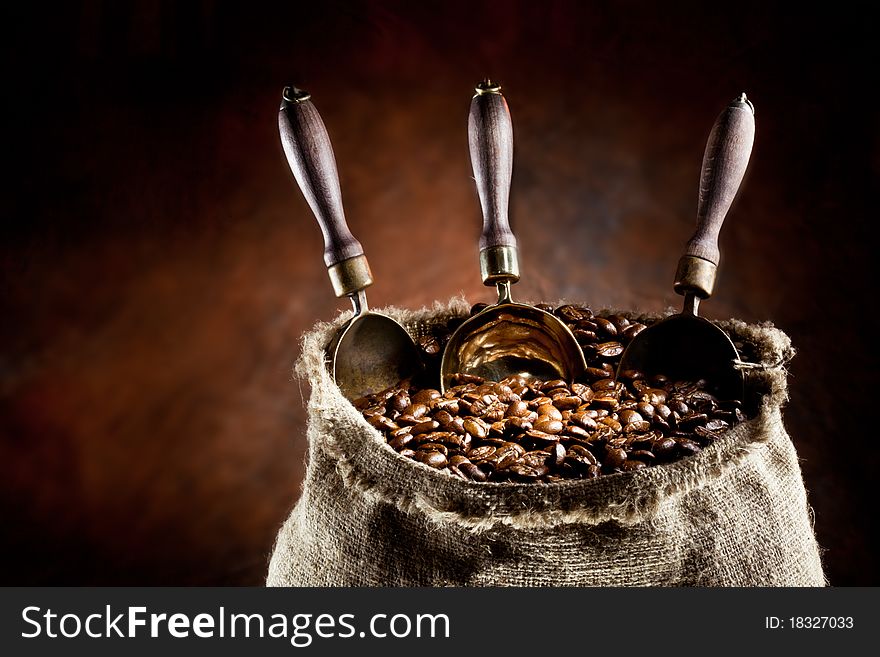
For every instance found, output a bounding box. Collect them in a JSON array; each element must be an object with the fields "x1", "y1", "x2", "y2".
[
  {"x1": 279, "y1": 86, "x2": 422, "y2": 400},
  {"x1": 440, "y1": 81, "x2": 586, "y2": 392},
  {"x1": 617, "y1": 93, "x2": 756, "y2": 401}
]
